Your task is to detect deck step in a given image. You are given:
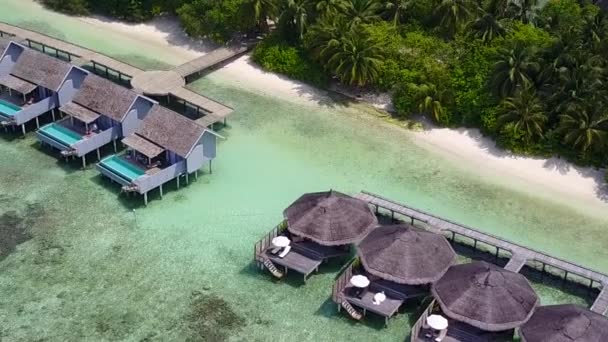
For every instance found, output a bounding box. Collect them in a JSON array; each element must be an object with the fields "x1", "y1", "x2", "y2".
[
  {"x1": 263, "y1": 259, "x2": 284, "y2": 279},
  {"x1": 341, "y1": 300, "x2": 362, "y2": 321}
]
